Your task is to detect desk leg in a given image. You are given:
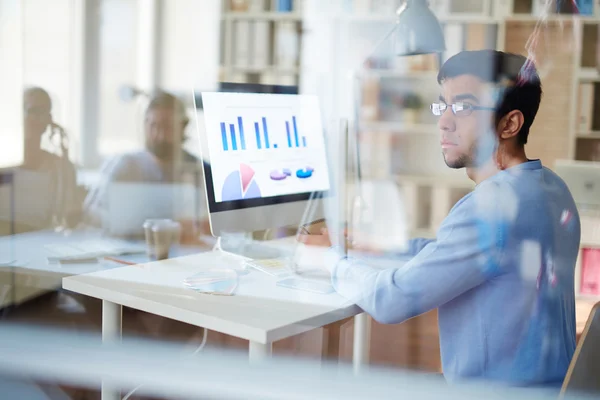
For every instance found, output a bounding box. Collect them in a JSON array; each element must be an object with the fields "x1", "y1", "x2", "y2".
[
  {"x1": 101, "y1": 301, "x2": 122, "y2": 400},
  {"x1": 352, "y1": 313, "x2": 371, "y2": 375},
  {"x1": 322, "y1": 317, "x2": 352, "y2": 361},
  {"x1": 249, "y1": 341, "x2": 272, "y2": 362}
]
